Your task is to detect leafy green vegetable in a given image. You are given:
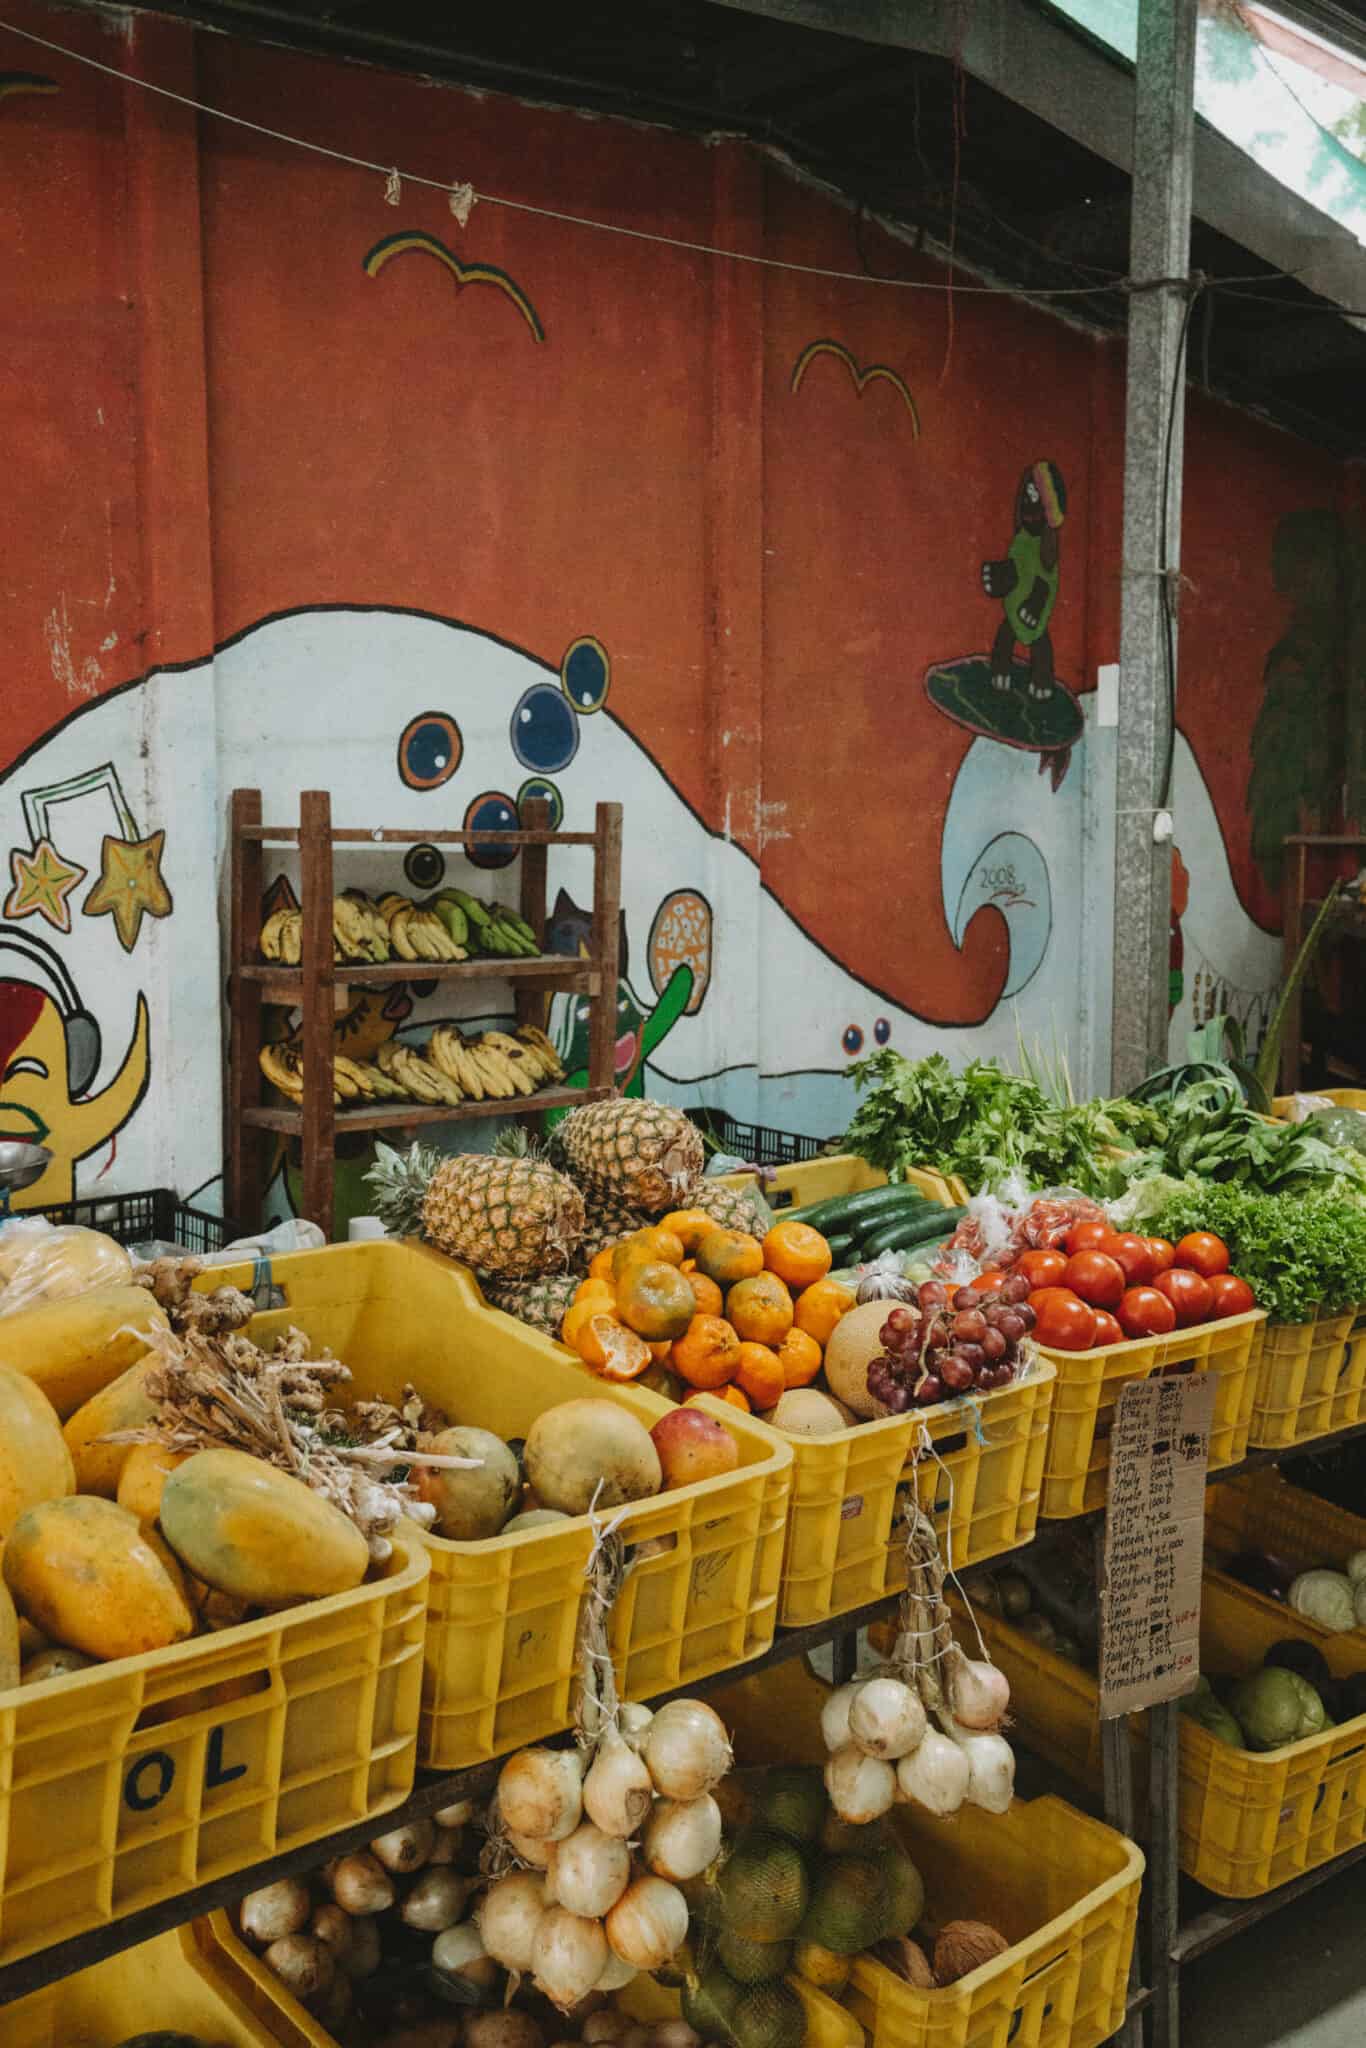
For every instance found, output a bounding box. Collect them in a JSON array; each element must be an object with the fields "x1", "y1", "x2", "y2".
[
  {"x1": 1114, "y1": 1079, "x2": 1366, "y2": 1196},
  {"x1": 1146, "y1": 1184, "x2": 1366, "y2": 1323},
  {"x1": 844, "y1": 1051, "x2": 1162, "y2": 1196}
]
